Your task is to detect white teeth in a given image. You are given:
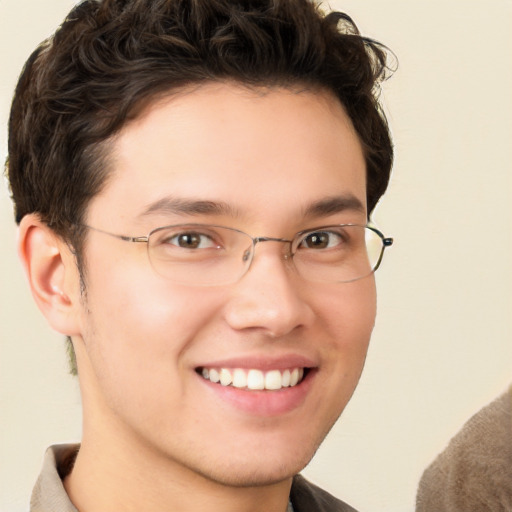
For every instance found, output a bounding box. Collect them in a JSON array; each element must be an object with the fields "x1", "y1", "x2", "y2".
[
  {"x1": 282, "y1": 369, "x2": 291, "y2": 387},
  {"x1": 219, "y1": 368, "x2": 232, "y2": 386},
  {"x1": 265, "y1": 370, "x2": 283, "y2": 390},
  {"x1": 289, "y1": 368, "x2": 299, "y2": 387},
  {"x1": 232, "y1": 368, "x2": 247, "y2": 388},
  {"x1": 247, "y1": 369, "x2": 265, "y2": 390},
  {"x1": 209, "y1": 368, "x2": 220, "y2": 383},
  {"x1": 200, "y1": 367, "x2": 306, "y2": 391}
]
